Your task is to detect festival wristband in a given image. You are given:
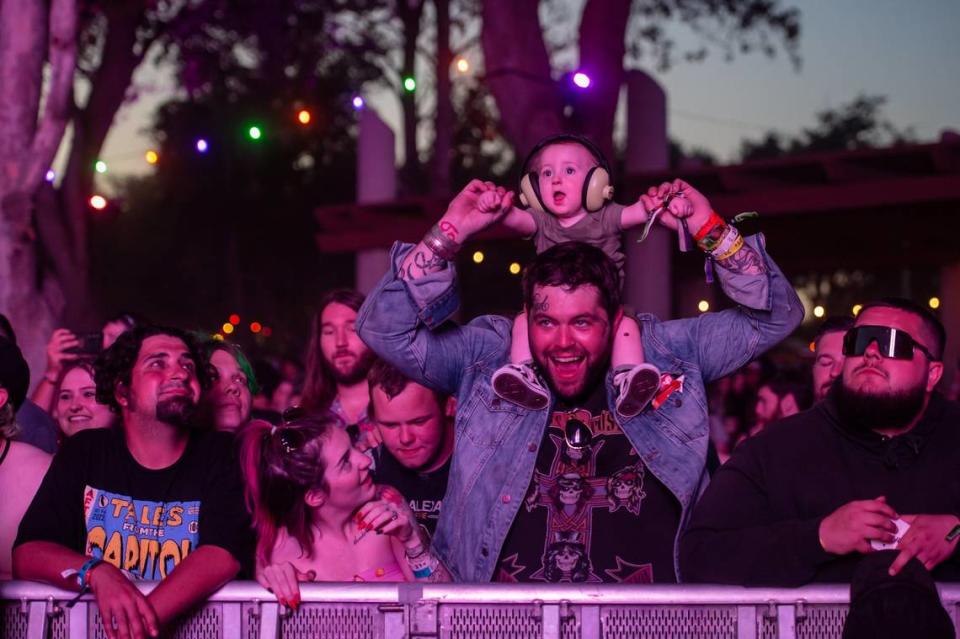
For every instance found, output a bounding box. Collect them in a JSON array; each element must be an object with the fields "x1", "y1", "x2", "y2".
[
  {"x1": 707, "y1": 225, "x2": 740, "y2": 259},
  {"x1": 713, "y1": 233, "x2": 744, "y2": 262},
  {"x1": 693, "y1": 211, "x2": 724, "y2": 242},
  {"x1": 77, "y1": 558, "x2": 104, "y2": 589},
  {"x1": 413, "y1": 566, "x2": 434, "y2": 579},
  {"x1": 697, "y1": 222, "x2": 730, "y2": 253}
]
